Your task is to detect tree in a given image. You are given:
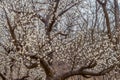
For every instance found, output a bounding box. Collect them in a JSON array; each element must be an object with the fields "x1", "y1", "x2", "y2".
[{"x1": 0, "y1": 0, "x2": 120, "y2": 80}]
